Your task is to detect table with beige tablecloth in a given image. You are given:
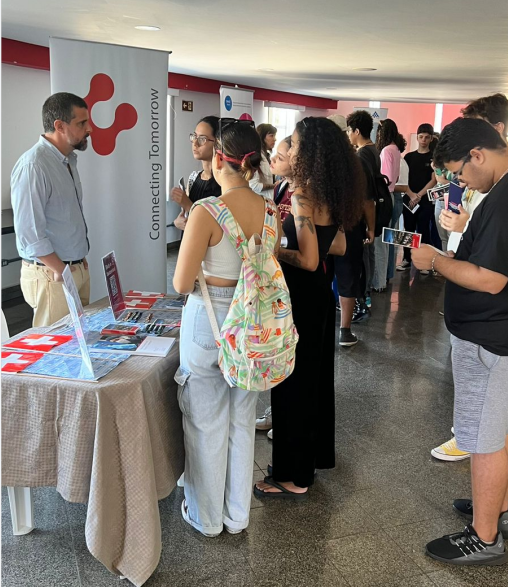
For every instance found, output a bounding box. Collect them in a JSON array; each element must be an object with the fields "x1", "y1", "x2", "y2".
[{"x1": 1, "y1": 301, "x2": 185, "y2": 586}]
